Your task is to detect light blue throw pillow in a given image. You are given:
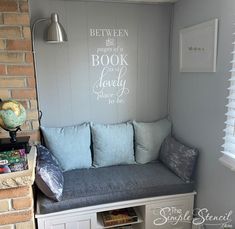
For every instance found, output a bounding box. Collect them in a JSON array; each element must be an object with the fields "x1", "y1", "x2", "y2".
[
  {"x1": 41, "y1": 123, "x2": 92, "y2": 171},
  {"x1": 133, "y1": 119, "x2": 171, "y2": 164},
  {"x1": 91, "y1": 122, "x2": 135, "y2": 167}
]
